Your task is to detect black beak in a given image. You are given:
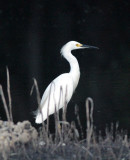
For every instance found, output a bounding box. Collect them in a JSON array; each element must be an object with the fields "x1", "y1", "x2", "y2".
[{"x1": 82, "y1": 44, "x2": 99, "y2": 50}]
